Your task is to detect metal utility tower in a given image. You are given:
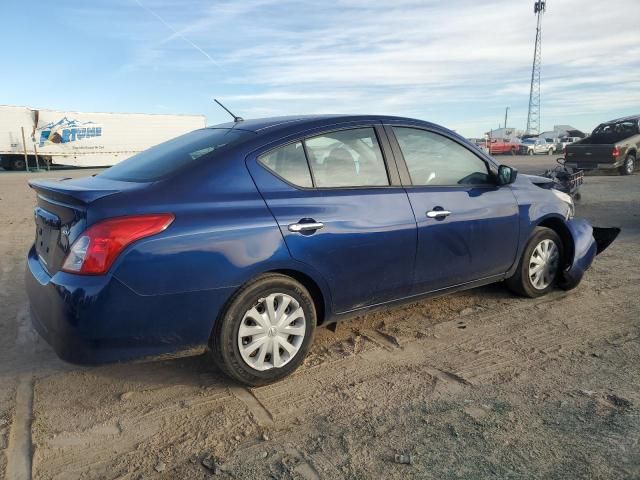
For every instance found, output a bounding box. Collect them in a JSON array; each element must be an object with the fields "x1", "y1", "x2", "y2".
[{"x1": 526, "y1": 1, "x2": 546, "y2": 135}]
